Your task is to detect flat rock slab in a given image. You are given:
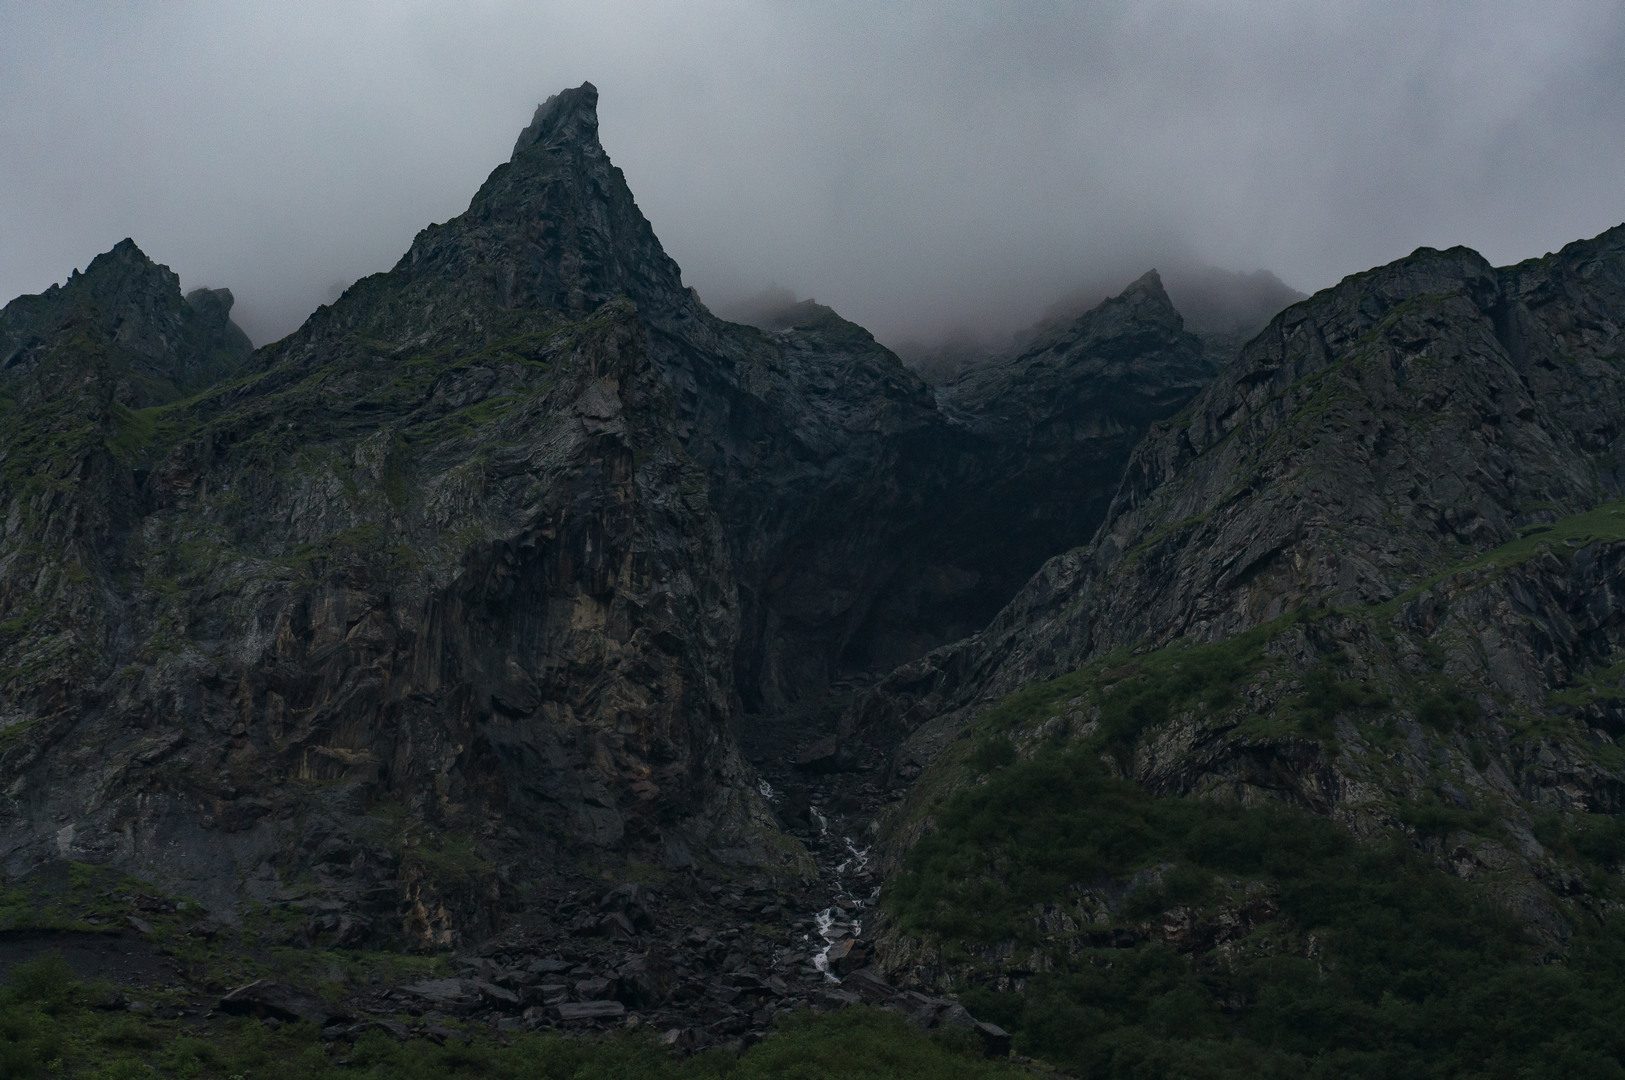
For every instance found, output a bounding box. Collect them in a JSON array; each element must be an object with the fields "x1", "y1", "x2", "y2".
[
  {"x1": 975, "y1": 1021, "x2": 1012, "y2": 1058},
  {"x1": 556, "y1": 1000, "x2": 626, "y2": 1021},
  {"x1": 401, "y1": 978, "x2": 477, "y2": 1004},
  {"x1": 474, "y1": 980, "x2": 520, "y2": 1006}
]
